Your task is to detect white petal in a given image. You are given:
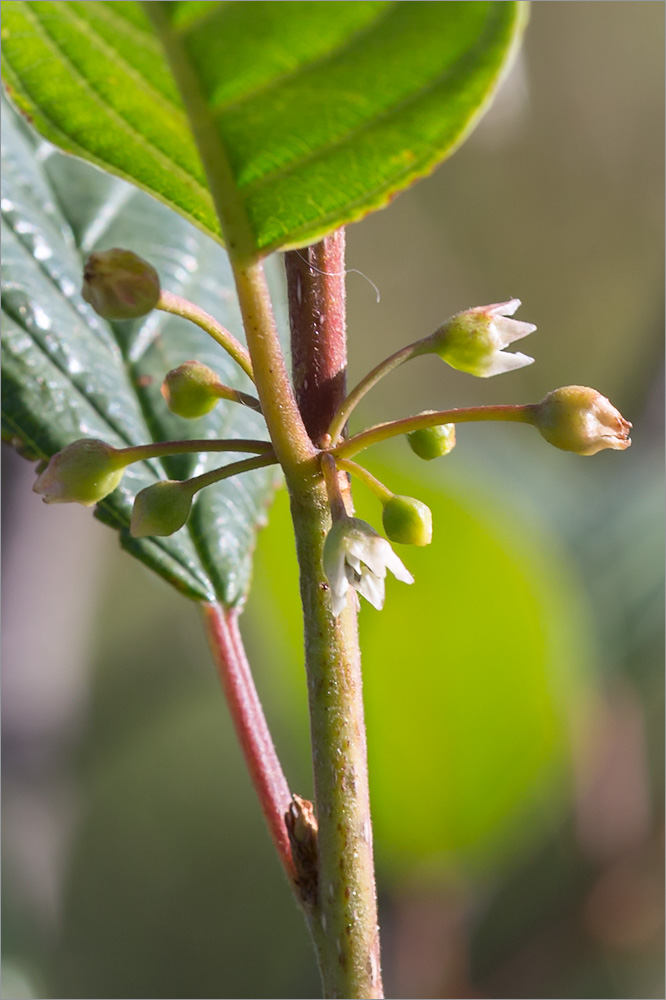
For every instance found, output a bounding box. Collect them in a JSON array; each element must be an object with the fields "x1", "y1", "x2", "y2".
[
  {"x1": 356, "y1": 568, "x2": 386, "y2": 610},
  {"x1": 384, "y1": 548, "x2": 415, "y2": 585},
  {"x1": 481, "y1": 351, "x2": 535, "y2": 377},
  {"x1": 493, "y1": 316, "x2": 537, "y2": 347},
  {"x1": 346, "y1": 552, "x2": 362, "y2": 574},
  {"x1": 347, "y1": 534, "x2": 388, "y2": 578},
  {"x1": 487, "y1": 298, "x2": 521, "y2": 317}
]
